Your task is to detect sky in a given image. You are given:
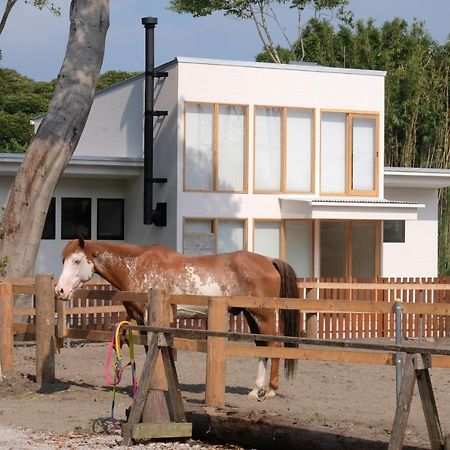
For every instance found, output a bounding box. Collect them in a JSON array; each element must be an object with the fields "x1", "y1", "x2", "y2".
[{"x1": 0, "y1": 0, "x2": 449, "y2": 81}]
